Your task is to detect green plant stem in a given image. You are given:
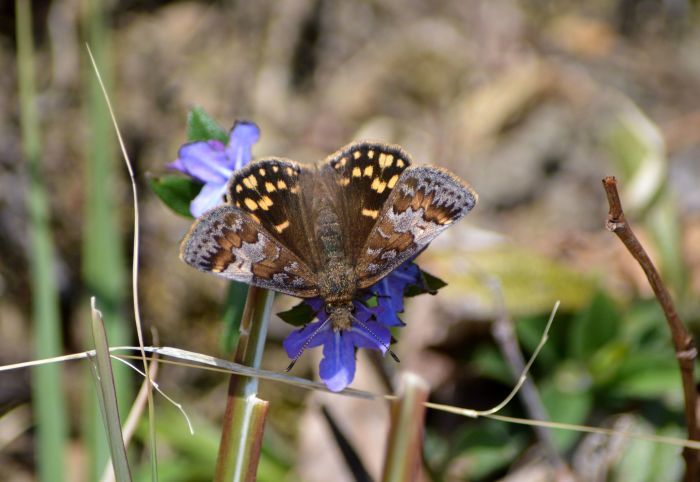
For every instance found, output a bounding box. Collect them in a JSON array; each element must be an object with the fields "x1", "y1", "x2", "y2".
[
  {"x1": 15, "y1": 1, "x2": 68, "y2": 480},
  {"x1": 382, "y1": 373, "x2": 430, "y2": 482},
  {"x1": 214, "y1": 286, "x2": 274, "y2": 482}
]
